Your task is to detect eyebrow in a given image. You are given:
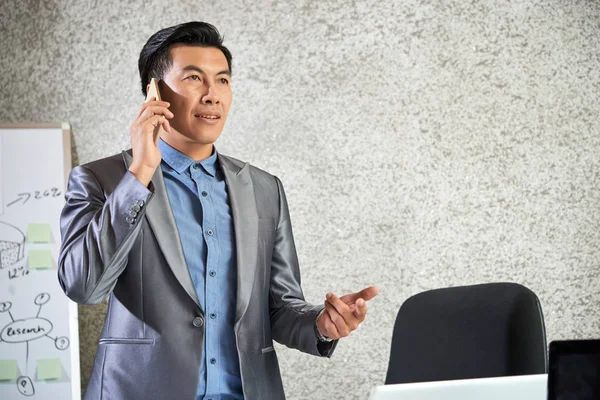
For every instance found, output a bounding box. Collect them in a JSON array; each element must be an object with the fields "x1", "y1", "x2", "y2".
[{"x1": 181, "y1": 65, "x2": 231, "y2": 76}]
